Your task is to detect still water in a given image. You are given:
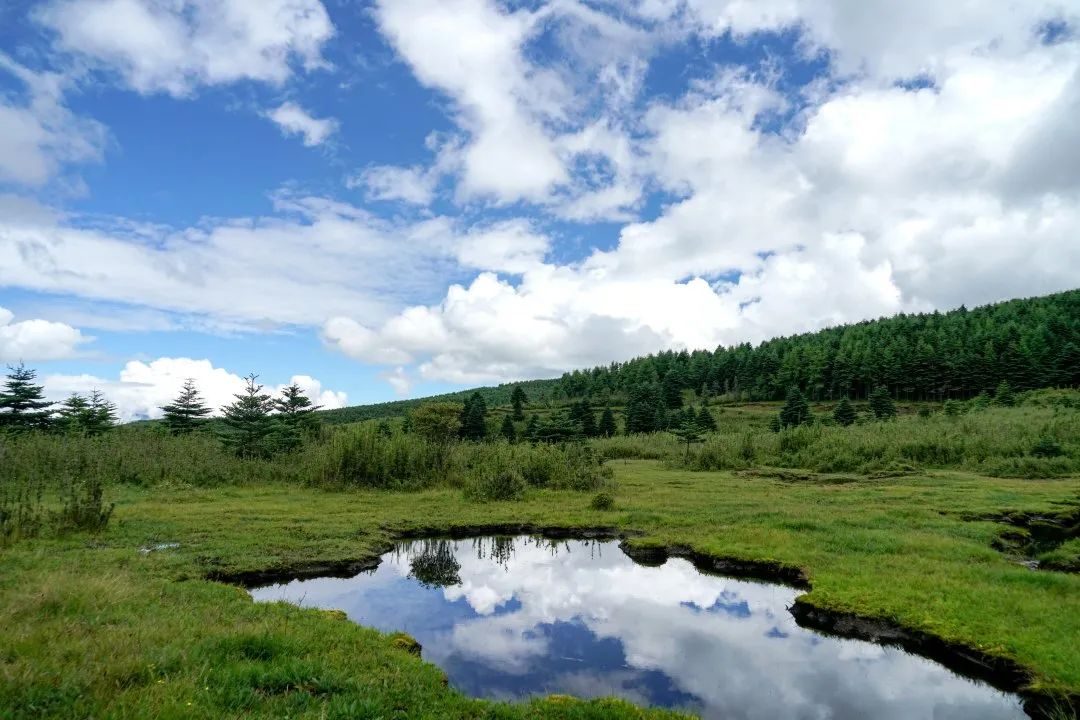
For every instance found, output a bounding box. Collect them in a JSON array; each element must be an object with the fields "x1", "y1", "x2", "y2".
[{"x1": 250, "y1": 536, "x2": 1026, "y2": 720}]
